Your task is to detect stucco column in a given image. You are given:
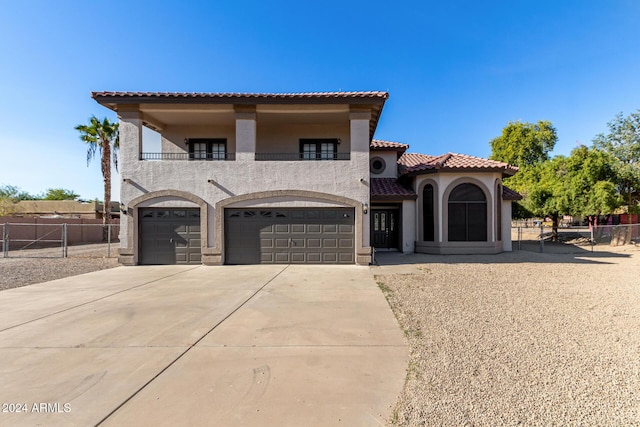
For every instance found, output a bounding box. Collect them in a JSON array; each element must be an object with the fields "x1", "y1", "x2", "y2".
[
  {"x1": 402, "y1": 200, "x2": 416, "y2": 253},
  {"x1": 116, "y1": 107, "x2": 142, "y2": 265},
  {"x1": 235, "y1": 105, "x2": 256, "y2": 161},
  {"x1": 350, "y1": 108, "x2": 372, "y2": 261},
  {"x1": 502, "y1": 201, "x2": 513, "y2": 251}
]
